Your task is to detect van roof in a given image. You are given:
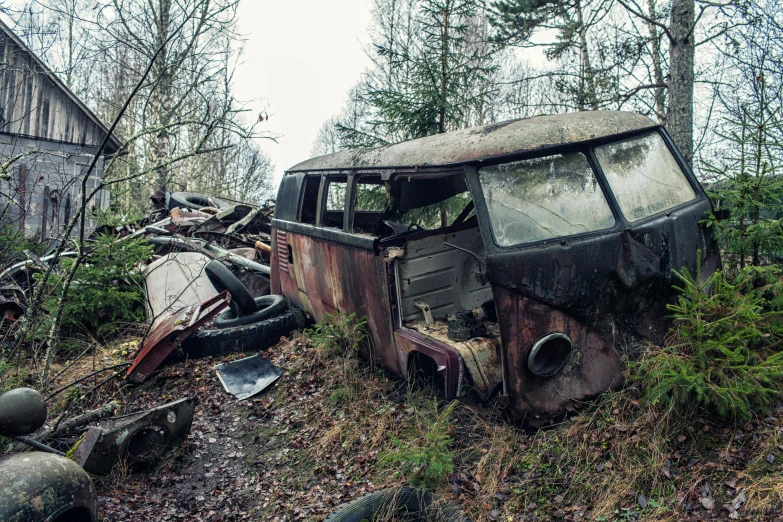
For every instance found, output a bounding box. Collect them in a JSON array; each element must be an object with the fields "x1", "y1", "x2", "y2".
[{"x1": 286, "y1": 111, "x2": 658, "y2": 174}]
